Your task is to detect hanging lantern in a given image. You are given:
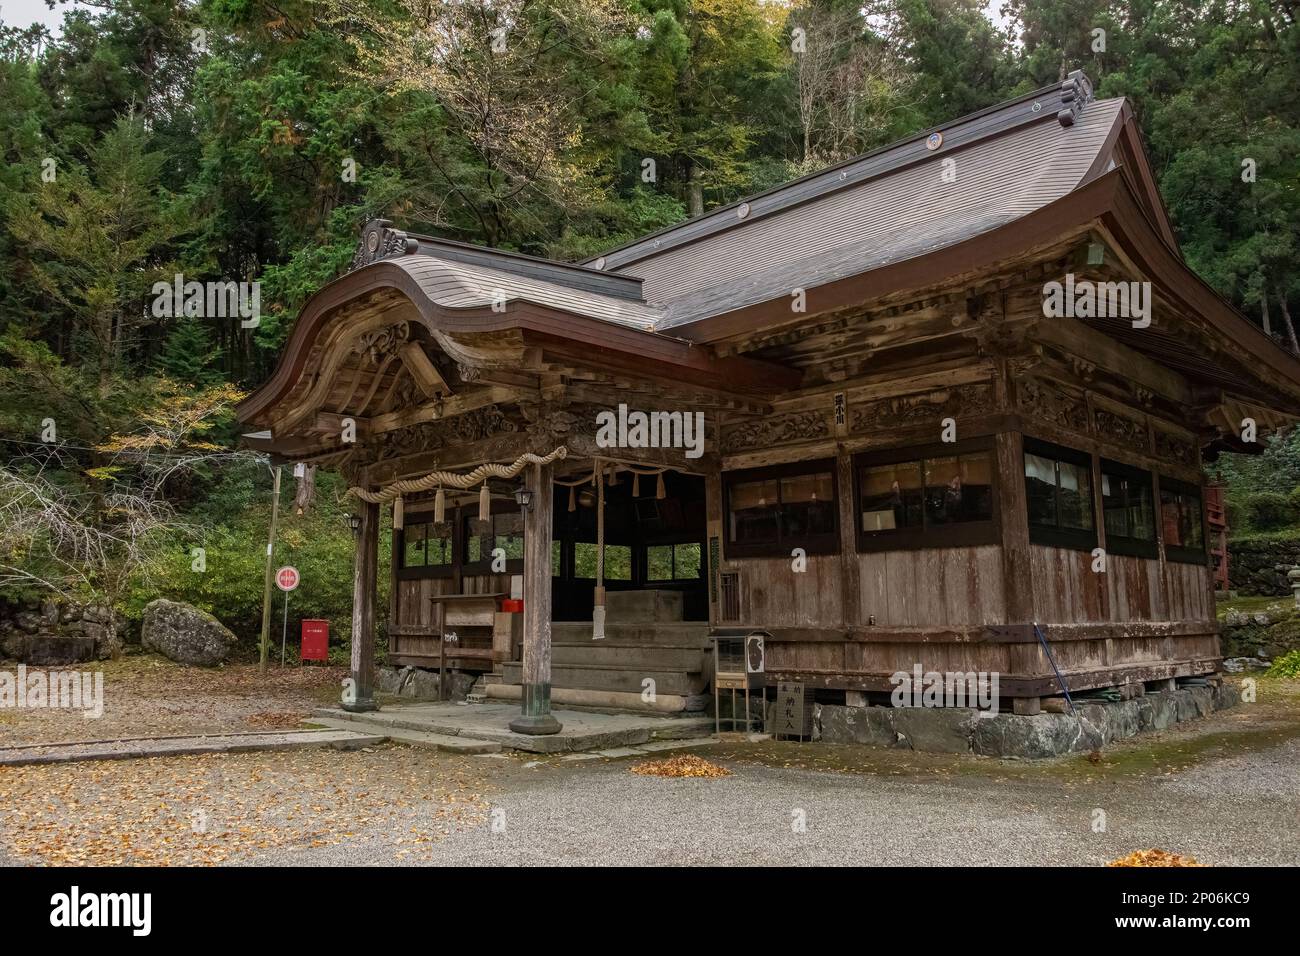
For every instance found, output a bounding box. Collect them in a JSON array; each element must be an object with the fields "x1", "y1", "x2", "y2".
[
  {"x1": 479, "y1": 481, "x2": 491, "y2": 521},
  {"x1": 393, "y1": 495, "x2": 405, "y2": 530},
  {"x1": 433, "y1": 486, "x2": 446, "y2": 523},
  {"x1": 577, "y1": 487, "x2": 596, "y2": 509}
]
